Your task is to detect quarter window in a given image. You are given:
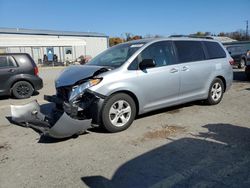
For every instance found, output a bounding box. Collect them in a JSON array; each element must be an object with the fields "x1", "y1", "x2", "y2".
[
  {"x1": 174, "y1": 41, "x2": 205, "y2": 63},
  {"x1": 204, "y1": 41, "x2": 226, "y2": 59}
]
